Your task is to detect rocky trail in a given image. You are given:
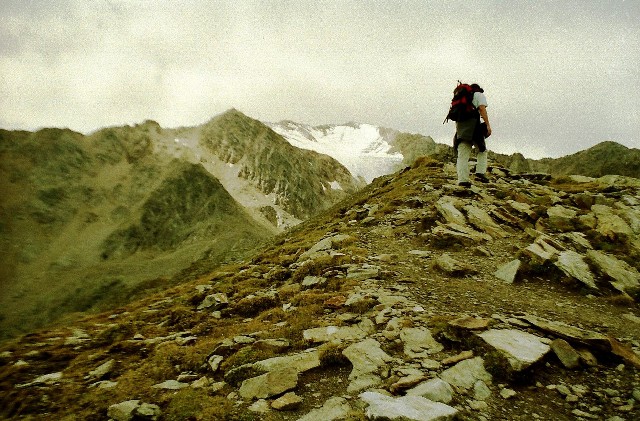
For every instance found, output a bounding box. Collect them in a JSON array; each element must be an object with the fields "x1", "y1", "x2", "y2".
[{"x1": 1, "y1": 159, "x2": 639, "y2": 420}]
